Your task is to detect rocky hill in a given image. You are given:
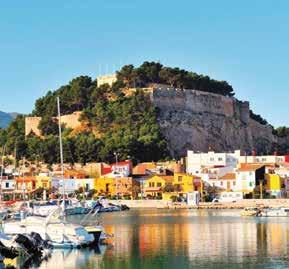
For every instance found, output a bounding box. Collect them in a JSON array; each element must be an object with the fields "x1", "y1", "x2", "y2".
[
  {"x1": 151, "y1": 87, "x2": 279, "y2": 157},
  {"x1": 1, "y1": 61, "x2": 288, "y2": 164}
]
